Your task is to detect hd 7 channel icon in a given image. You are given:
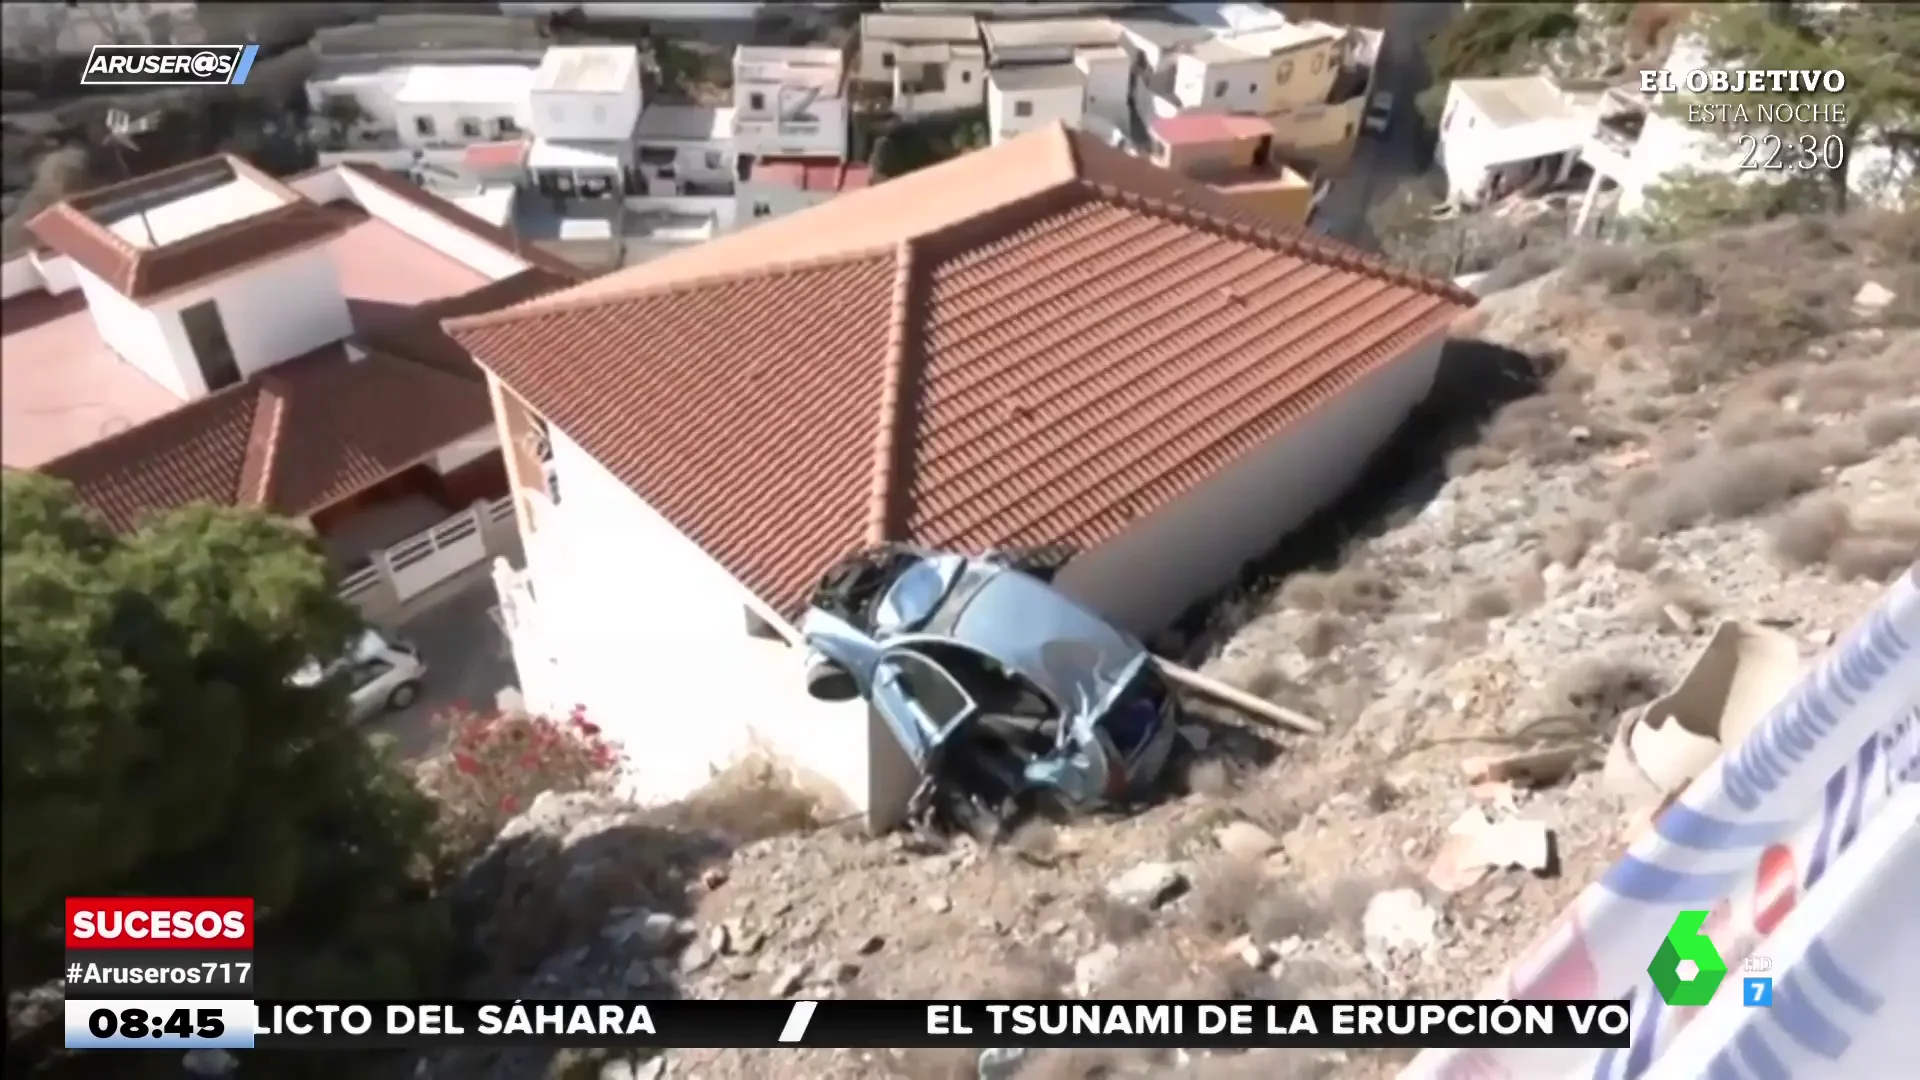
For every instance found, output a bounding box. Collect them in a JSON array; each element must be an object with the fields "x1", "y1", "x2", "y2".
[{"x1": 63, "y1": 898, "x2": 258, "y2": 1050}]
